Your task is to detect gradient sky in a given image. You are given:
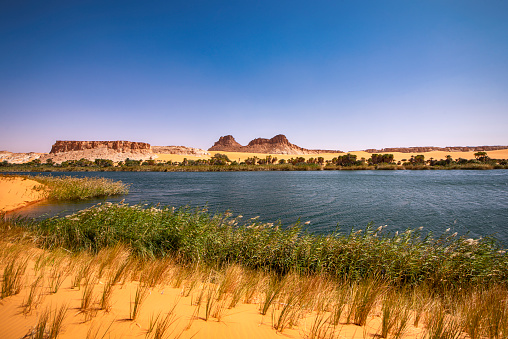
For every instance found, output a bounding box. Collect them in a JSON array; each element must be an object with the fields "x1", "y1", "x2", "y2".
[{"x1": 1, "y1": 1, "x2": 507, "y2": 153}]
